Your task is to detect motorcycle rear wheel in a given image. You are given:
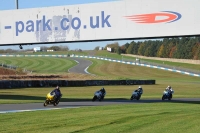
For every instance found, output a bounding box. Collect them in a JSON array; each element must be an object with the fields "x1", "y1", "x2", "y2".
[{"x1": 43, "y1": 102, "x2": 48, "y2": 107}]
